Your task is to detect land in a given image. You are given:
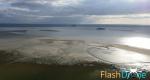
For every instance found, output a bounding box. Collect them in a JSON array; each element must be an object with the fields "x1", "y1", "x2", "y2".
[{"x1": 0, "y1": 38, "x2": 150, "y2": 80}]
